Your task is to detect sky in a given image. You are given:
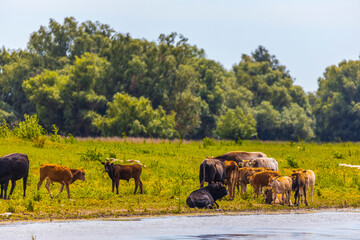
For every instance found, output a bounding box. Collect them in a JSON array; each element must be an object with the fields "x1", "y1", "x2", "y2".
[{"x1": 1, "y1": 0, "x2": 360, "y2": 92}]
